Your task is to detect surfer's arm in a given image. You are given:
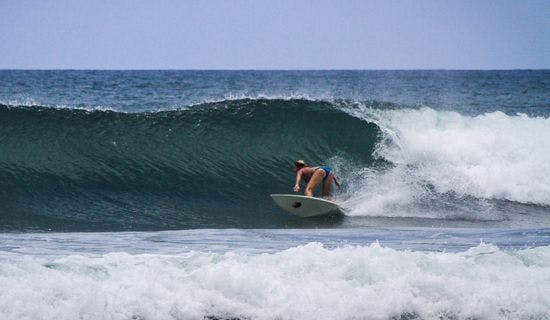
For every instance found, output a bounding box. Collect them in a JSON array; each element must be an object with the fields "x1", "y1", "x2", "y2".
[
  {"x1": 334, "y1": 176, "x2": 341, "y2": 189},
  {"x1": 294, "y1": 171, "x2": 302, "y2": 192}
]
